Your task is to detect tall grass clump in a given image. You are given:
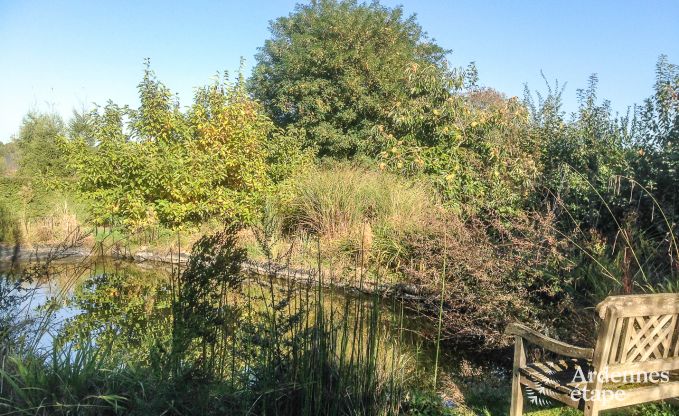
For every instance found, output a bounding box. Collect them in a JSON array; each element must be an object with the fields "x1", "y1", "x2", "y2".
[
  {"x1": 274, "y1": 163, "x2": 436, "y2": 266},
  {"x1": 0, "y1": 343, "x2": 126, "y2": 415},
  {"x1": 279, "y1": 164, "x2": 433, "y2": 234},
  {"x1": 551, "y1": 172, "x2": 679, "y2": 304}
]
